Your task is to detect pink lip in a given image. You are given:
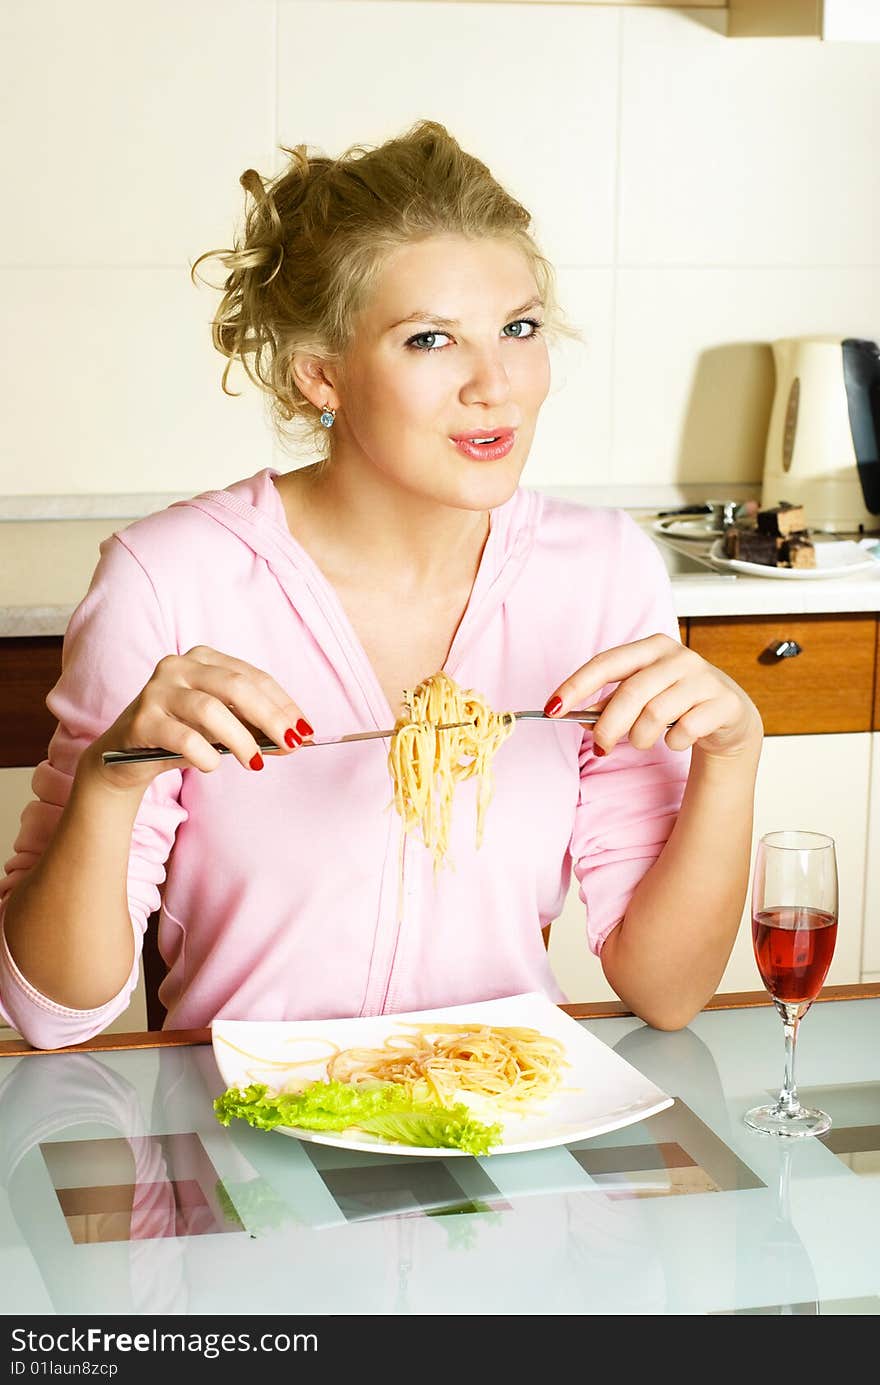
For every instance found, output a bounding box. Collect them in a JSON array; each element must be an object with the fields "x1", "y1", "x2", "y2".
[
  {"x1": 450, "y1": 428, "x2": 516, "y2": 442},
  {"x1": 449, "y1": 428, "x2": 517, "y2": 462}
]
